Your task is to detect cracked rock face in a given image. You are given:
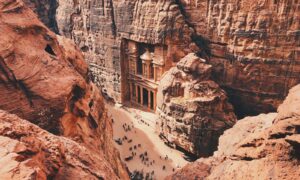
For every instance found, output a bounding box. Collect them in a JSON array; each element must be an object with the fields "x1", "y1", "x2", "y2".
[
  {"x1": 157, "y1": 53, "x2": 237, "y2": 157},
  {"x1": 168, "y1": 84, "x2": 300, "y2": 180},
  {"x1": 0, "y1": 0, "x2": 128, "y2": 179}
]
